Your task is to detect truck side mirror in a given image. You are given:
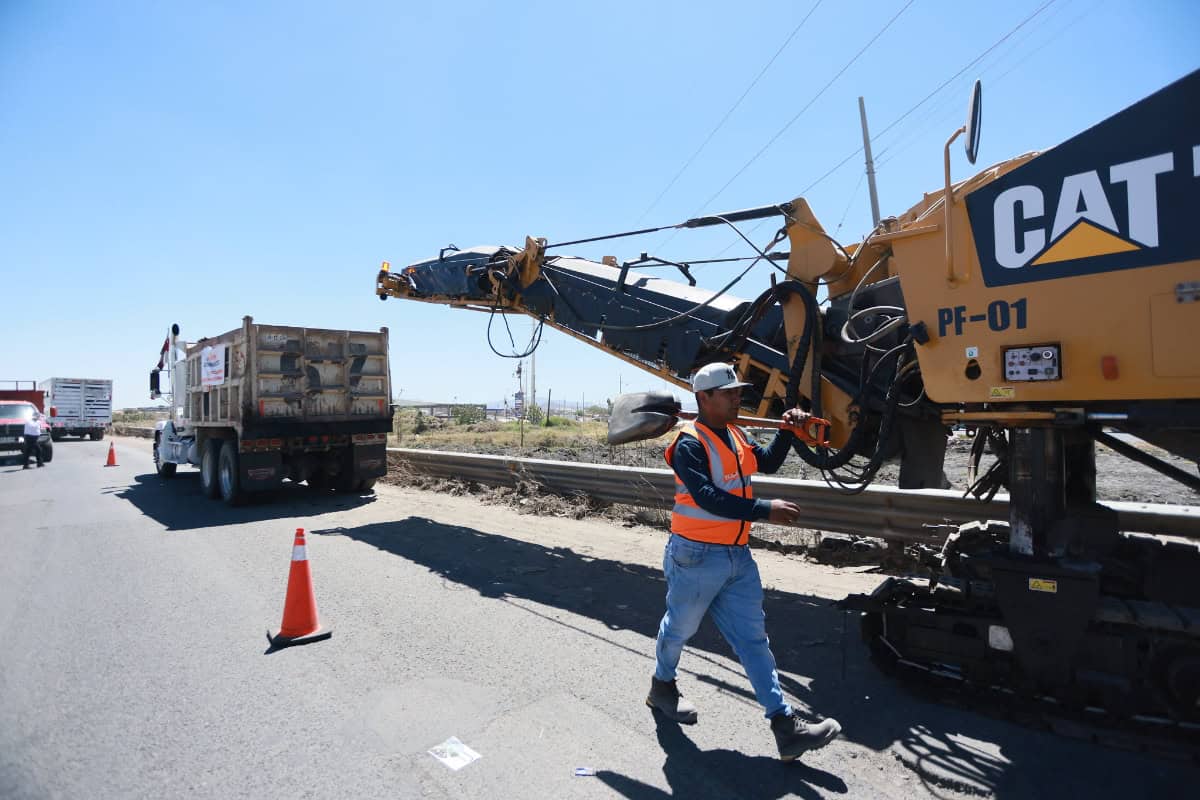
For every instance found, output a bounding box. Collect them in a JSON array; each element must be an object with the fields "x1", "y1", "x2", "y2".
[
  {"x1": 964, "y1": 80, "x2": 982, "y2": 165},
  {"x1": 150, "y1": 370, "x2": 161, "y2": 398},
  {"x1": 50, "y1": 406, "x2": 57, "y2": 418}
]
